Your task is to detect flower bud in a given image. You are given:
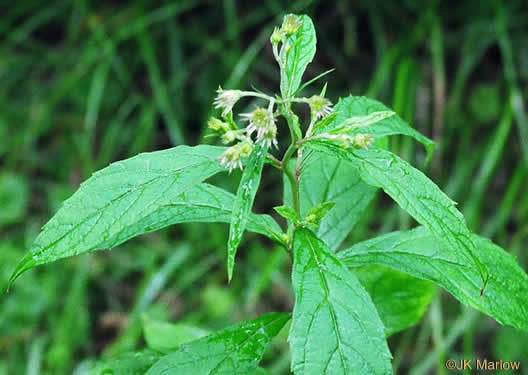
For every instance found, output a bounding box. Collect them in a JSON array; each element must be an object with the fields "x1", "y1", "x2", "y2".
[
  {"x1": 281, "y1": 14, "x2": 303, "y2": 36},
  {"x1": 271, "y1": 27, "x2": 283, "y2": 44},
  {"x1": 221, "y1": 130, "x2": 237, "y2": 144},
  {"x1": 352, "y1": 134, "x2": 374, "y2": 149},
  {"x1": 208, "y1": 117, "x2": 229, "y2": 132}
]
